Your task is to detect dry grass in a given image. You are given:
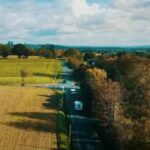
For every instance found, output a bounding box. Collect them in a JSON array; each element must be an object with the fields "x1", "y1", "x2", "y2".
[
  {"x1": 0, "y1": 86, "x2": 58, "y2": 150},
  {"x1": 6, "y1": 55, "x2": 41, "y2": 59}
]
